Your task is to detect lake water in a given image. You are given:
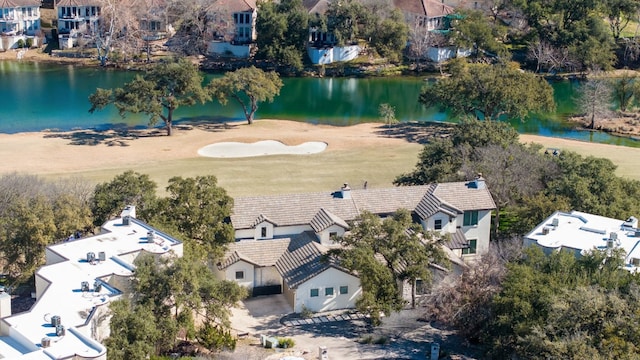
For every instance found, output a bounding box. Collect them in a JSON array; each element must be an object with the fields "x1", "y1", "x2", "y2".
[{"x1": 1, "y1": 61, "x2": 638, "y2": 147}]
